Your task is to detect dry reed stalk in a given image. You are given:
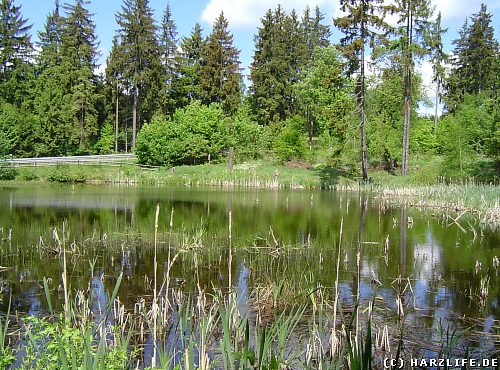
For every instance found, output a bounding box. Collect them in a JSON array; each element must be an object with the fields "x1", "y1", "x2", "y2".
[
  {"x1": 331, "y1": 218, "x2": 343, "y2": 358},
  {"x1": 152, "y1": 204, "x2": 160, "y2": 368}
]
